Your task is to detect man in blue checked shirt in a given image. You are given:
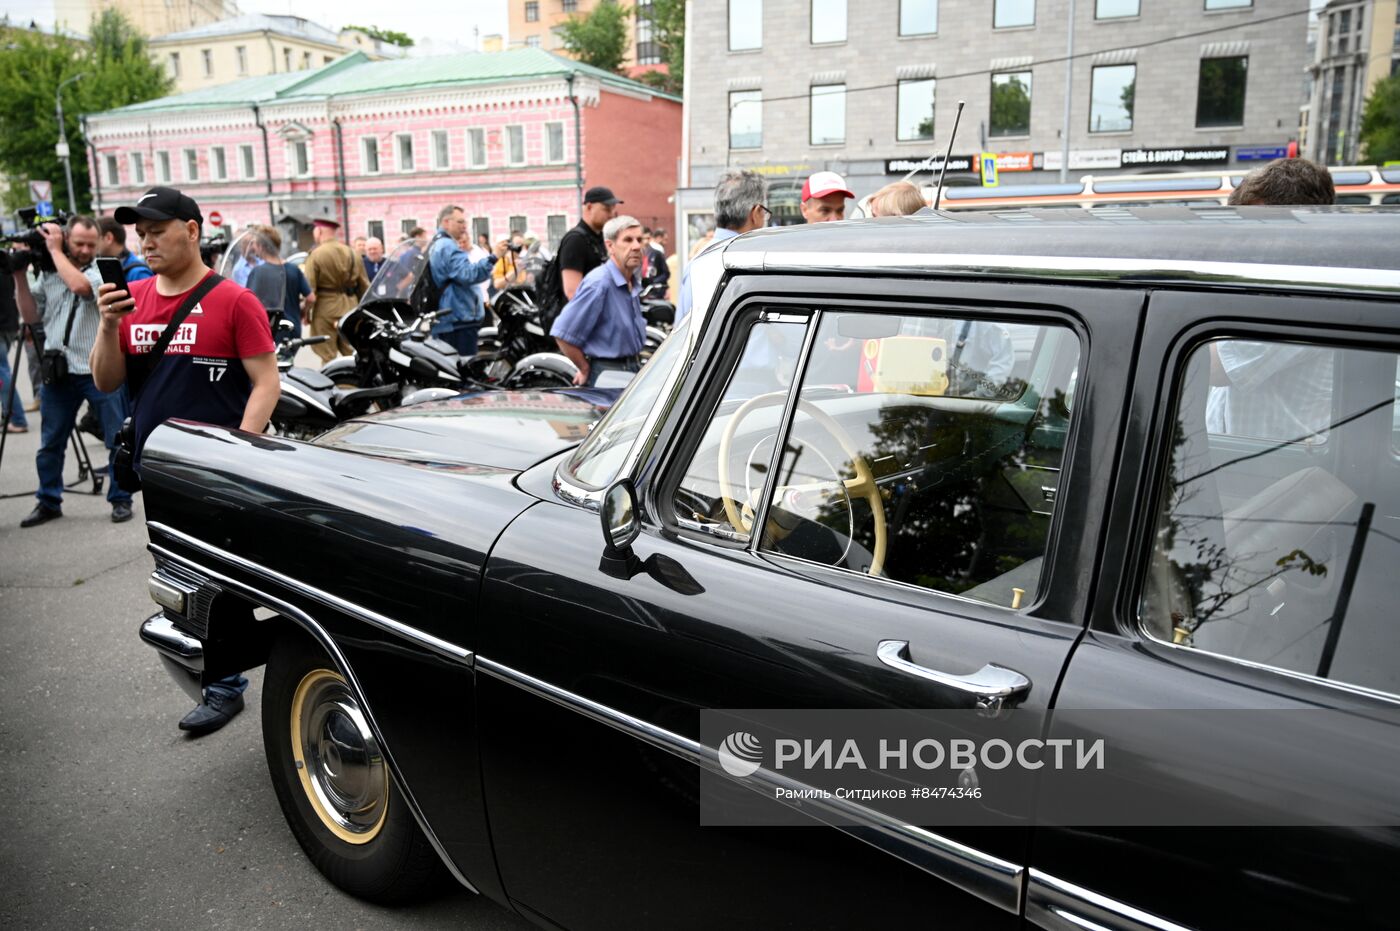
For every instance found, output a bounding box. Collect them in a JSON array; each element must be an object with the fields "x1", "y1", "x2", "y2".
[
  {"x1": 429, "y1": 205, "x2": 507, "y2": 357},
  {"x1": 550, "y1": 215, "x2": 648, "y2": 387}
]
